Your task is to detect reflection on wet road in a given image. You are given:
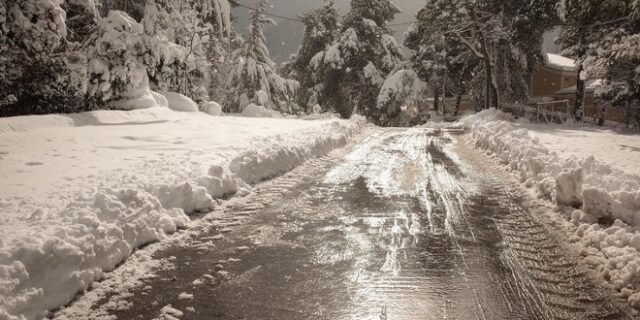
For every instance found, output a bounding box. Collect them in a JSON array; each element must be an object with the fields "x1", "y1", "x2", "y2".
[{"x1": 109, "y1": 129, "x2": 635, "y2": 320}]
